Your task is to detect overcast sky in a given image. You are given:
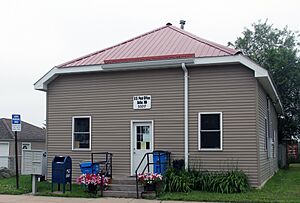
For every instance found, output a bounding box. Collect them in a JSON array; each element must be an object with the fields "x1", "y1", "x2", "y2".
[{"x1": 0, "y1": 0, "x2": 299, "y2": 127}]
